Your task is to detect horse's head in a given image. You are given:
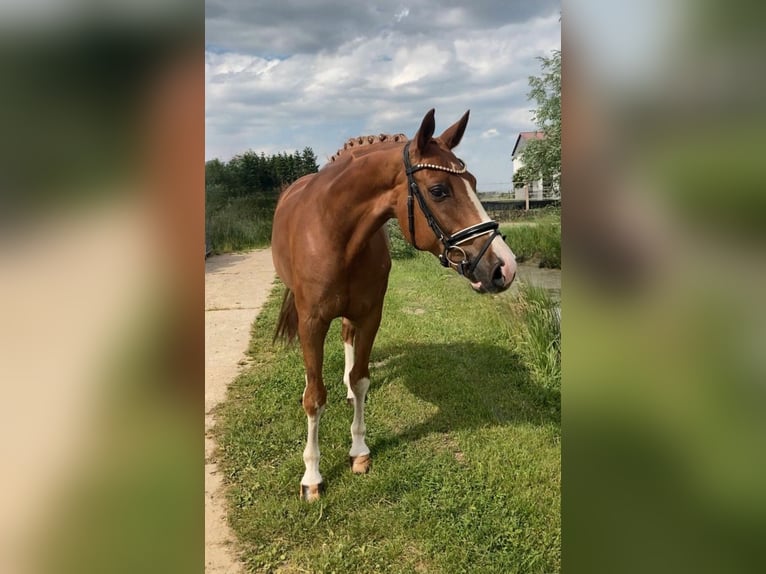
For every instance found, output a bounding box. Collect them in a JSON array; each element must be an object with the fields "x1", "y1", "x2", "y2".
[{"x1": 395, "y1": 109, "x2": 517, "y2": 293}]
